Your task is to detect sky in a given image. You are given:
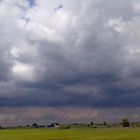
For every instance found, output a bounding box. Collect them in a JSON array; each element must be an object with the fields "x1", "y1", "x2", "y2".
[{"x1": 0, "y1": 0, "x2": 140, "y2": 125}]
